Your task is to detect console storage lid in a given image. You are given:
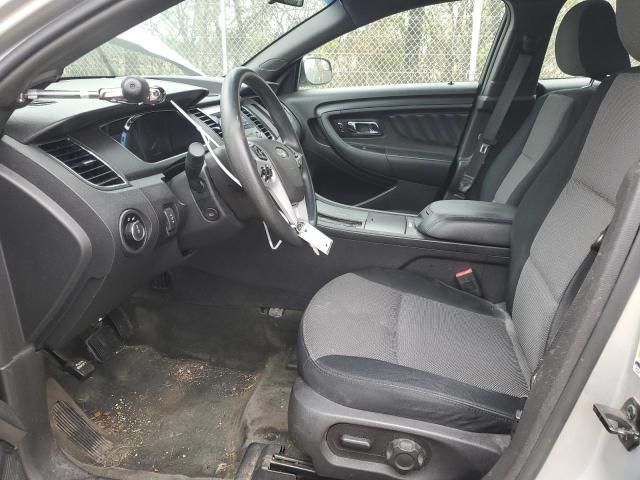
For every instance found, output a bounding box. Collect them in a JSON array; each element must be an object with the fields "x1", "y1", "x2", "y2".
[{"x1": 418, "y1": 200, "x2": 515, "y2": 247}]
